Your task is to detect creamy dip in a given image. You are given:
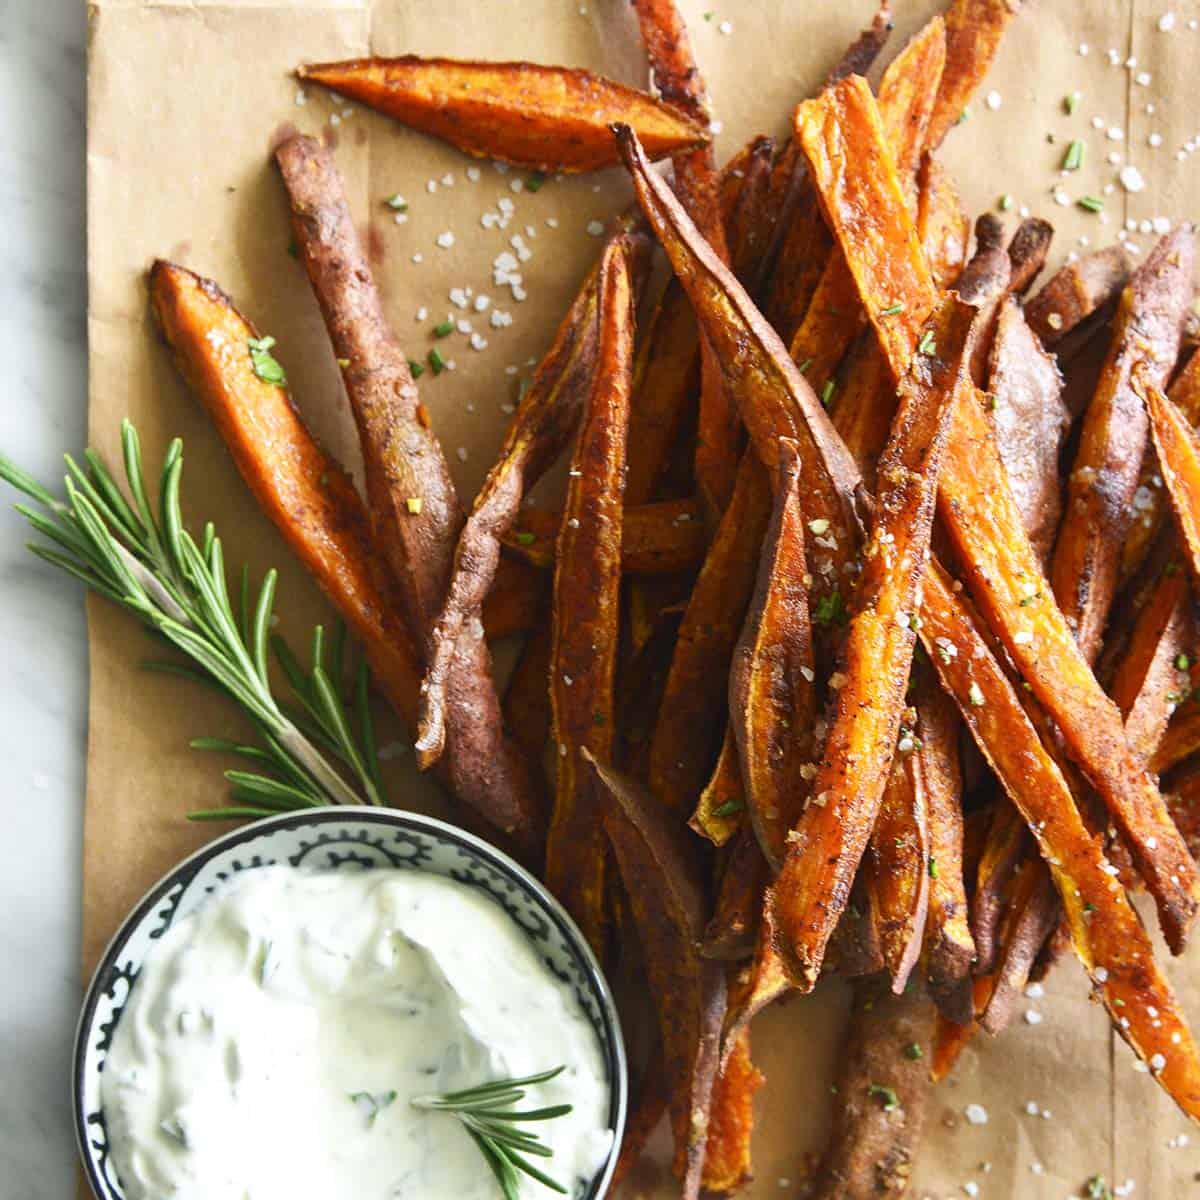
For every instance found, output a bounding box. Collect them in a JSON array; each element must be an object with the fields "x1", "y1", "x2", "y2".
[{"x1": 101, "y1": 866, "x2": 613, "y2": 1199}]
